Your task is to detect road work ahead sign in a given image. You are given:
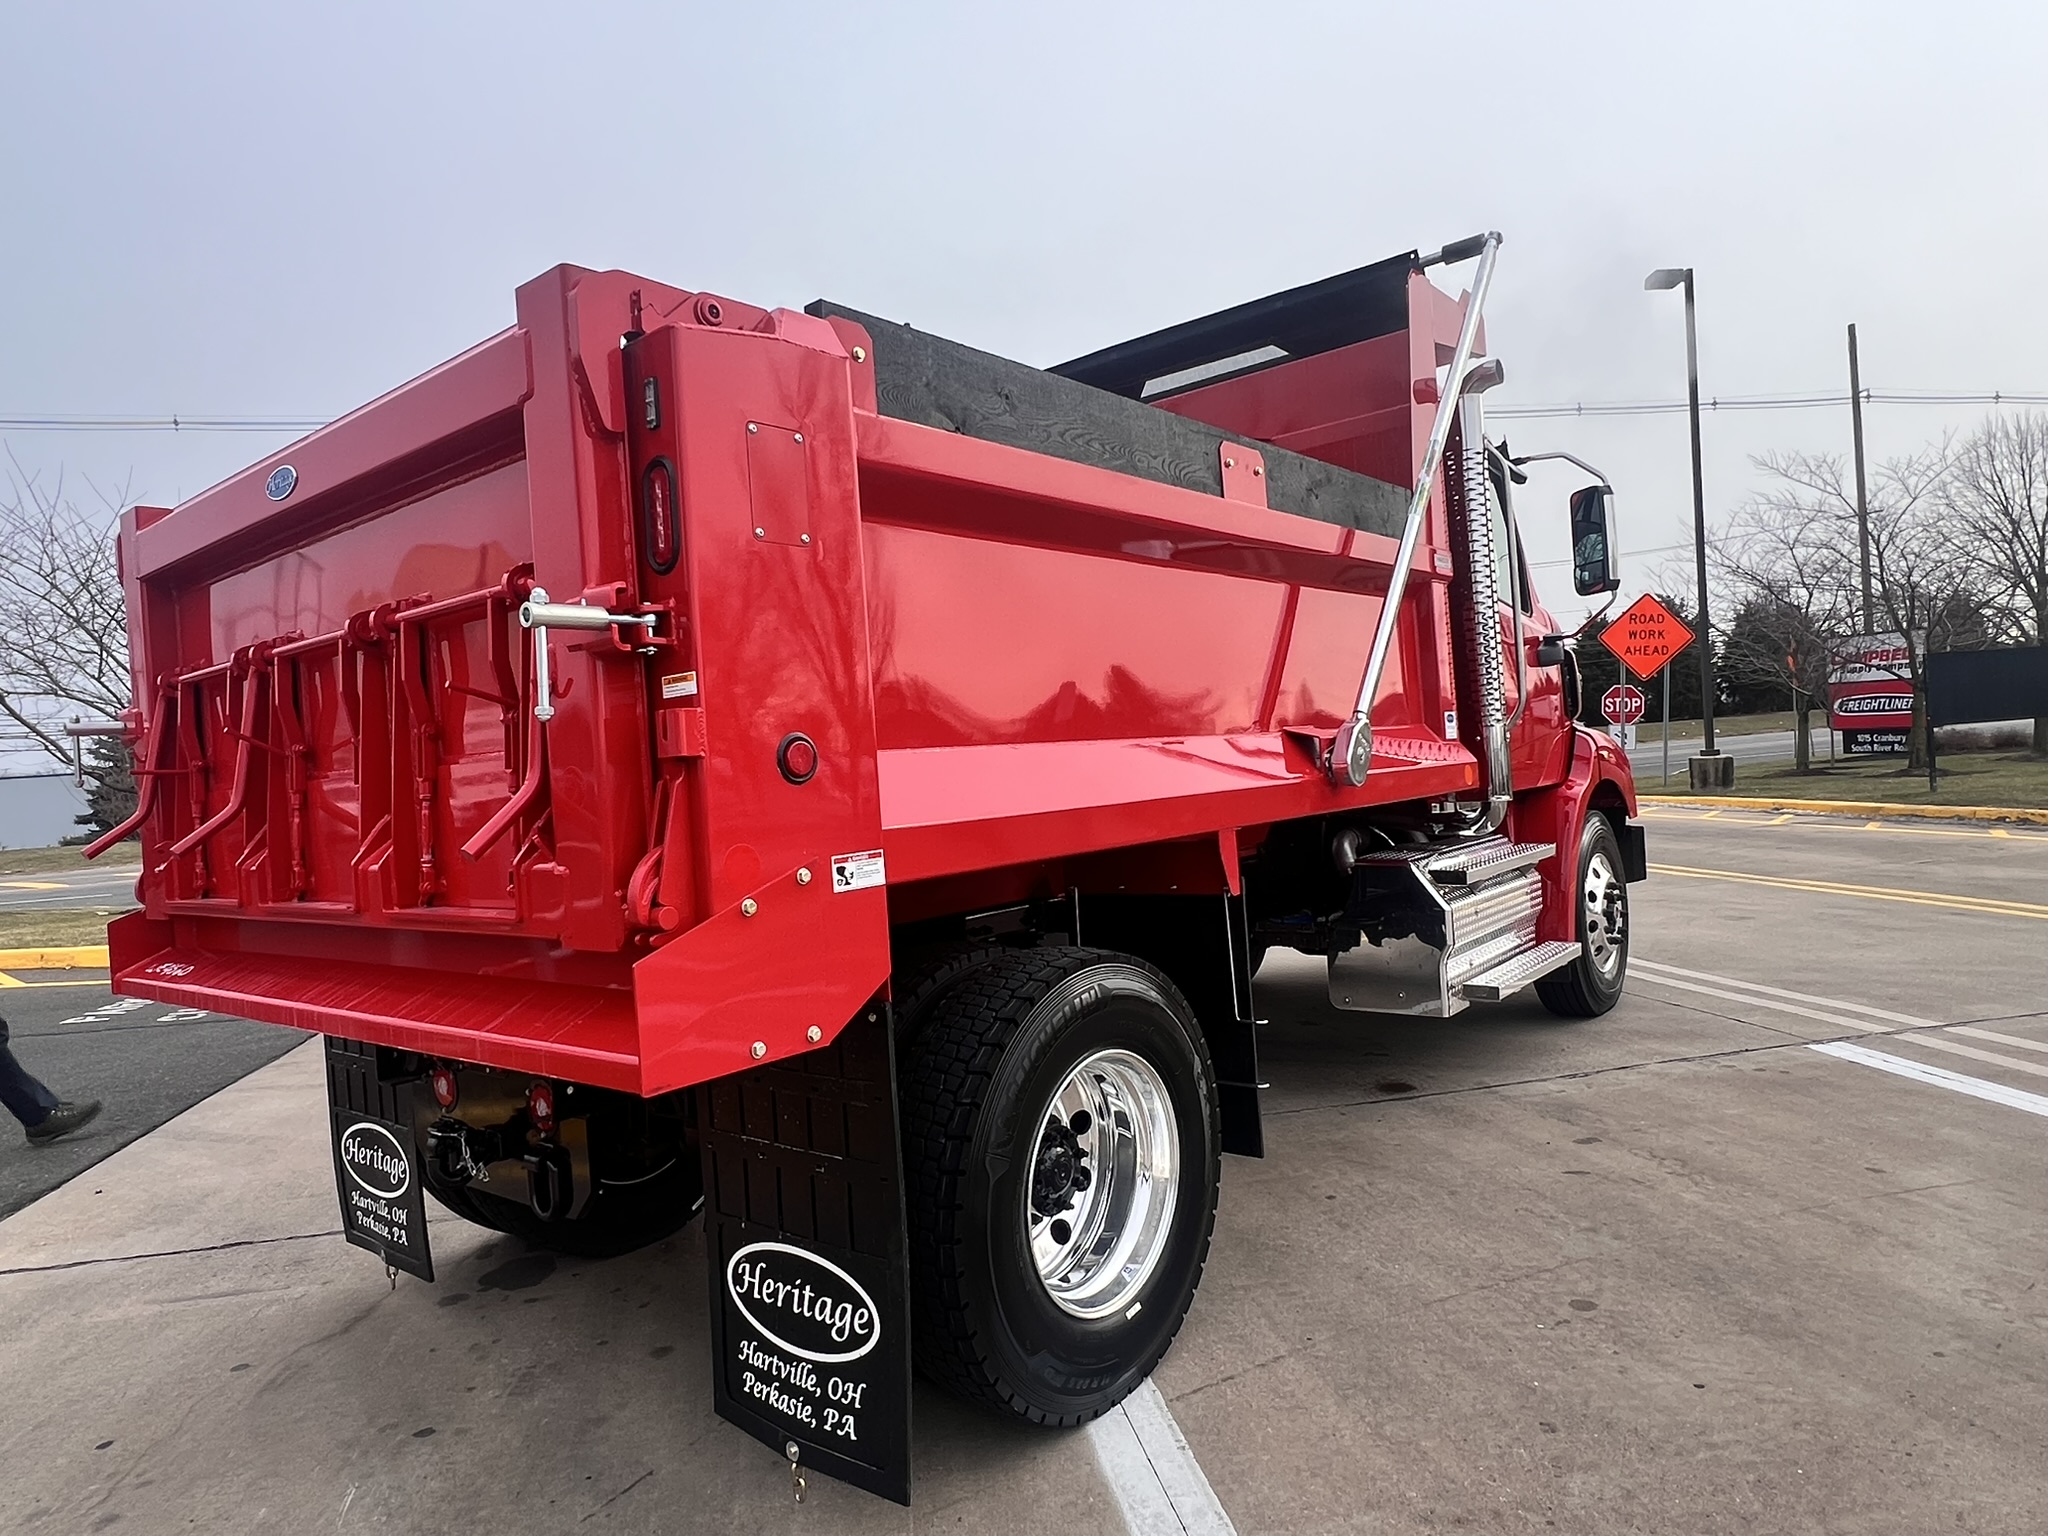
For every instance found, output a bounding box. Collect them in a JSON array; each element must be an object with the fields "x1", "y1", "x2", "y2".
[{"x1": 1601, "y1": 594, "x2": 1695, "y2": 680}]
